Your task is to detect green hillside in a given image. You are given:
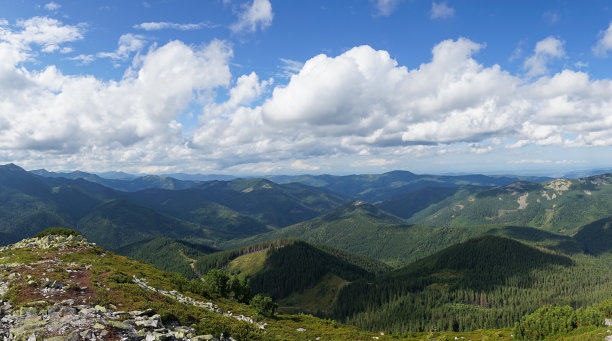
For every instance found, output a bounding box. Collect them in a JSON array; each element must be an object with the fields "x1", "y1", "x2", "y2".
[
  {"x1": 115, "y1": 237, "x2": 219, "y2": 280},
  {"x1": 192, "y1": 240, "x2": 391, "y2": 314},
  {"x1": 379, "y1": 185, "x2": 488, "y2": 219},
  {"x1": 417, "y1": 175, "x2": 612, "y2": 234},
  {"x1": 125, "y1": 189, "x2": 271, "y2": 238},
  {"x1": 76, "y1": 199, "x2": 218, "y2": 249},
  {"x1": 223, "y1": 201, "x2": 497, "y2": 266},
  {"x1": 0, "y1": 230, "x2": 397, "y2": 340},
  {"x1": 331, "y1": 235, "x2": 612, "y2": 334},
  {"x1": 126, "y1": 178, "x2": 347, "y2": 229}
]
